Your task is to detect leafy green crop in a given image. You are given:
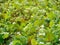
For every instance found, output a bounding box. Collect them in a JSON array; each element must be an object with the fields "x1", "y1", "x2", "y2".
[{"x1": 0, "y1": 0, "x2": 60, "y2": 45}]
